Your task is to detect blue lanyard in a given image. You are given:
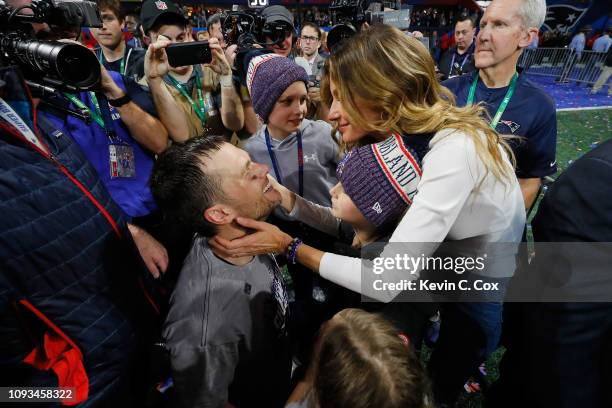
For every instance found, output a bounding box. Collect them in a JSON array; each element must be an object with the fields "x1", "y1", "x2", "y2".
[
  {"x1": 450, "y1": 51, "x2": 470, "y2": 73},
  {"x1": 265, "y1": 127, "x2": 303, "y2": 197}
]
